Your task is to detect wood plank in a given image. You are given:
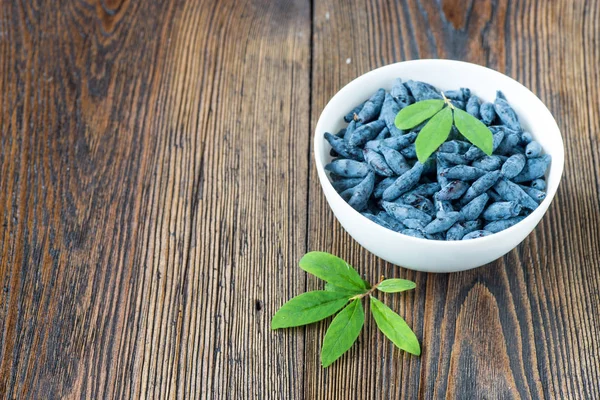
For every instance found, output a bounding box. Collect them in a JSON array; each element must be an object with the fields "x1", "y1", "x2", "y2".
[
  {"x1": 308, "y1": 0, "x2": 600, "y2": 399},
  {"x1": 2, "y1": 0, "x2": 600, "y2": 398},
  {"x1": 0, "y1": 0, "x2": 310, "y2": 398}
]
